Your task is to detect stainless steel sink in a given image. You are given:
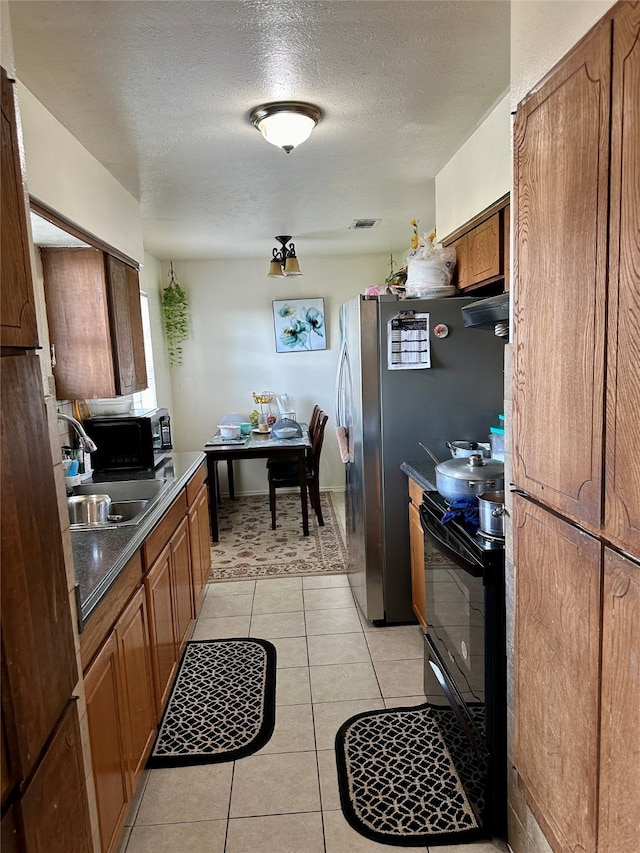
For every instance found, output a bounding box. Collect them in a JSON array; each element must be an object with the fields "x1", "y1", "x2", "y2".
[
  {"x1": 68, "y1": 479, "x2": 167, "y2": 529},
  {"x1": 73, "y1": 479, "x2": 165, "y2": 501}
]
